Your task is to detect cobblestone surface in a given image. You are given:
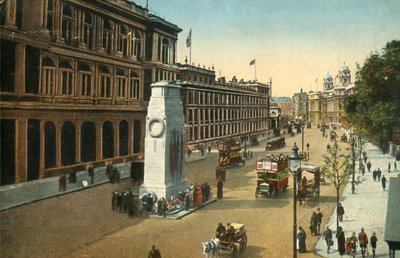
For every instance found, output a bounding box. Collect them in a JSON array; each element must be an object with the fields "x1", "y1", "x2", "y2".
[{"x1": 1, "y1": 127, "x2": 383, "y2": 258}]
